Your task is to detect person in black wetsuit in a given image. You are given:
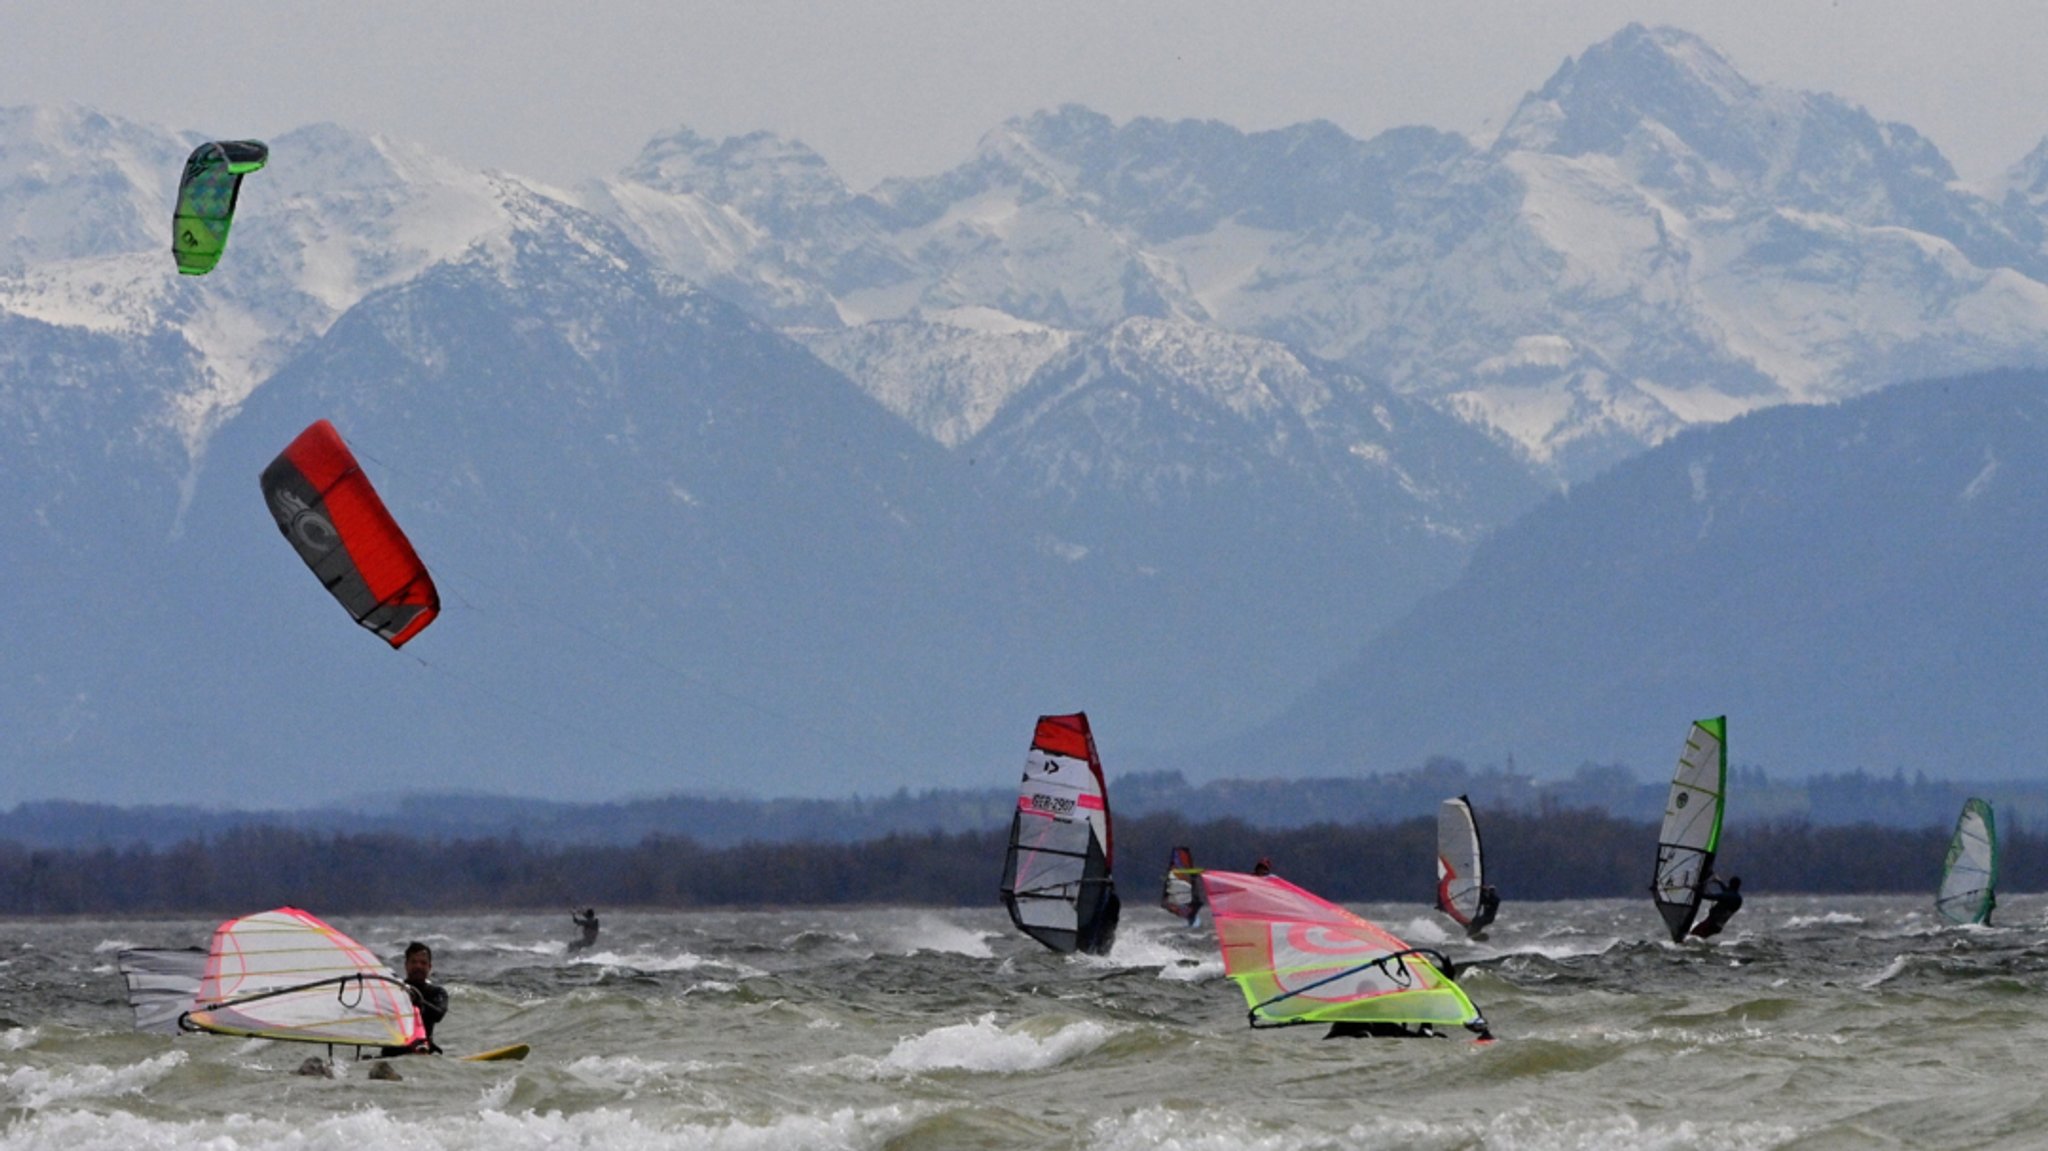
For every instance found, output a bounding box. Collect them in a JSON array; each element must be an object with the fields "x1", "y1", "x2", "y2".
[
  {"x1": 380, "y1": 941, "x2": 448, "y2": 1055},
  {"x1": 569, "y1": 908, "x2": 600, "y2": 953},
  {"x1": 1467, "y1": 885, "x2": 1501, "y2": 938},
  {"x1": 1690, "y1": 875, "x2": 1743, "y2": 938},
  {"x1": 1252, "y1": 857, "x2": 1275, "y2": 877}
]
